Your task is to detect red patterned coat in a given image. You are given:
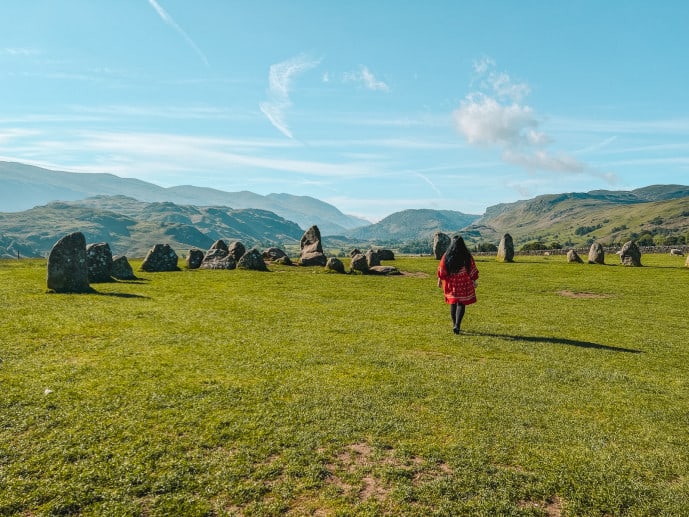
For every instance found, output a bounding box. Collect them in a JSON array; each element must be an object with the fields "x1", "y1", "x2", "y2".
[{"x1": 437, "y1": 256, "x2": 479, "y2": 305}]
